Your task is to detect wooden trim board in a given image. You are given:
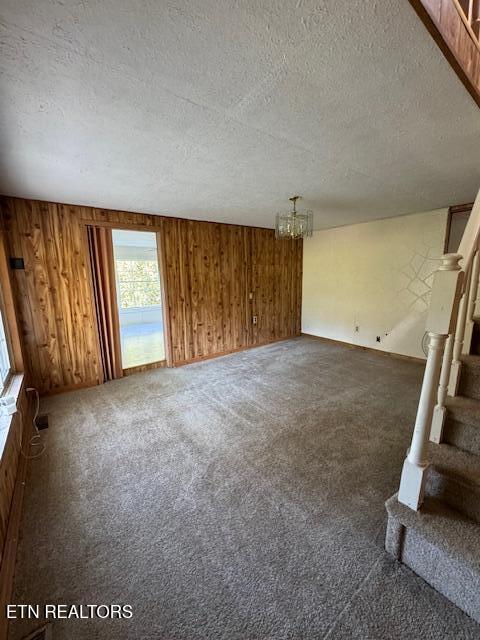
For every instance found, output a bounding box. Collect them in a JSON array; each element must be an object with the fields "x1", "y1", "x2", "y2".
[
  {"x1": 122, "y1": 360, "x2": 167, "y2": 376},
  {"x1": 0, "y1": 231, "x2": 23, "y2": 373},
  {"x1": 40, "y1": 379, "x2": 101, "y2": 397},
  {"x1": 444, "y1": 202, "x2": 473, "y2": 253},
  {"x1": 156, "y1": 226, "x2": 173, "y2": 368}
]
